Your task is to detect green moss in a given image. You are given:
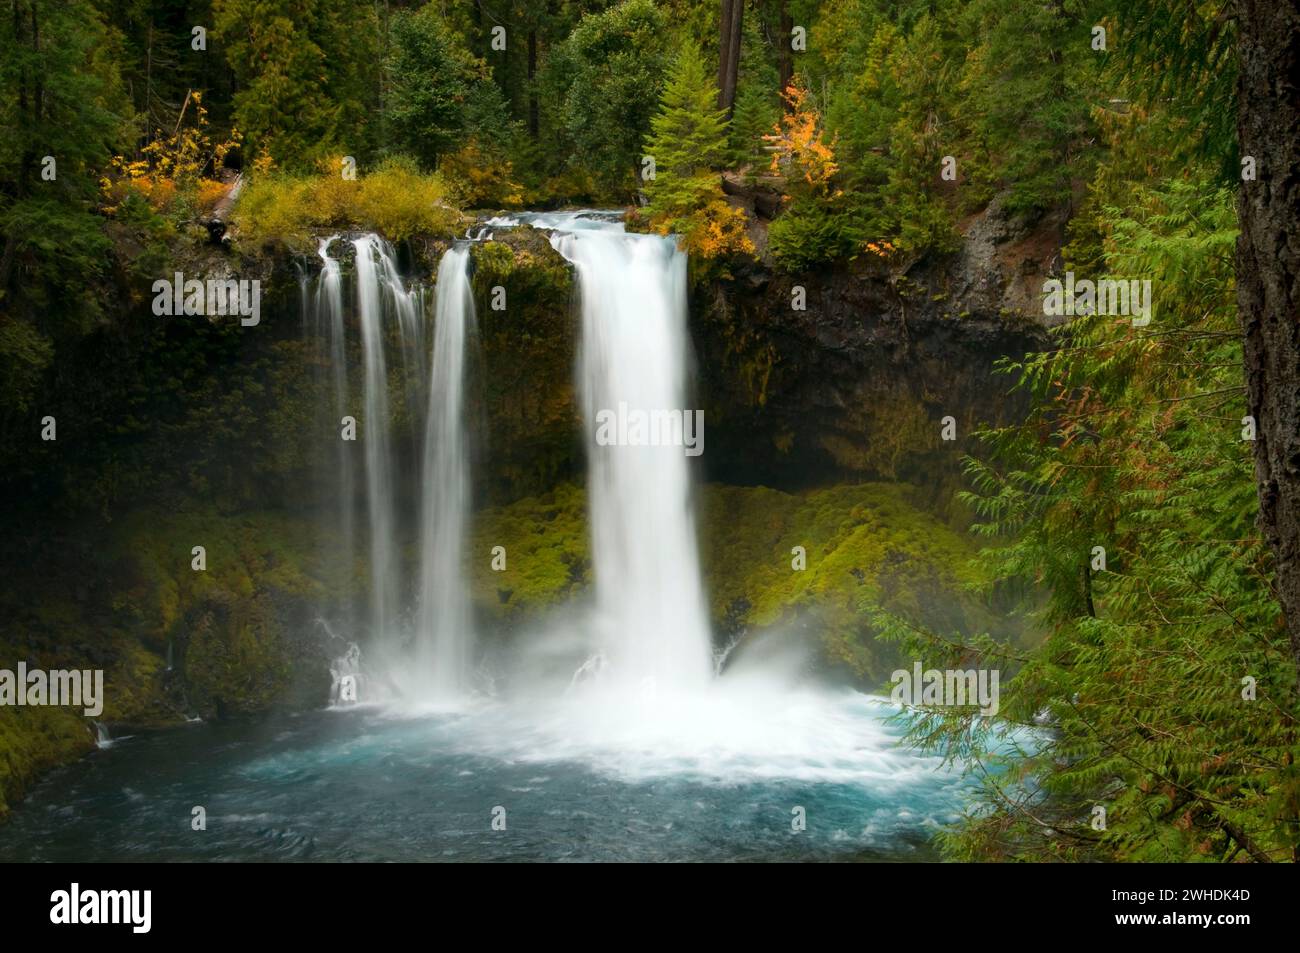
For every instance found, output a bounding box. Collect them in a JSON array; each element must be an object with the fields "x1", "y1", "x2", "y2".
[
  {"x1": 0, "y1": 704, "x2": 91, "y2": 816},
  {"x1": 0, "y1": 628, "x2": 177, "y2": 817},
  {"x1": 472, "y1": 483, "x2": 589, "y2": 622},
  {"x1": 700, "y1": 483, "x2": 995, "y2": 680},
  {"x1": 107, "y1": 507, "x2": 336, "y2": 648},
  {"x1": 180, "y1": 590, "x2": 292, "y2": 715},
  {"x1": 0, "y1": 503, "x2": 351, "y2": 813}
]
